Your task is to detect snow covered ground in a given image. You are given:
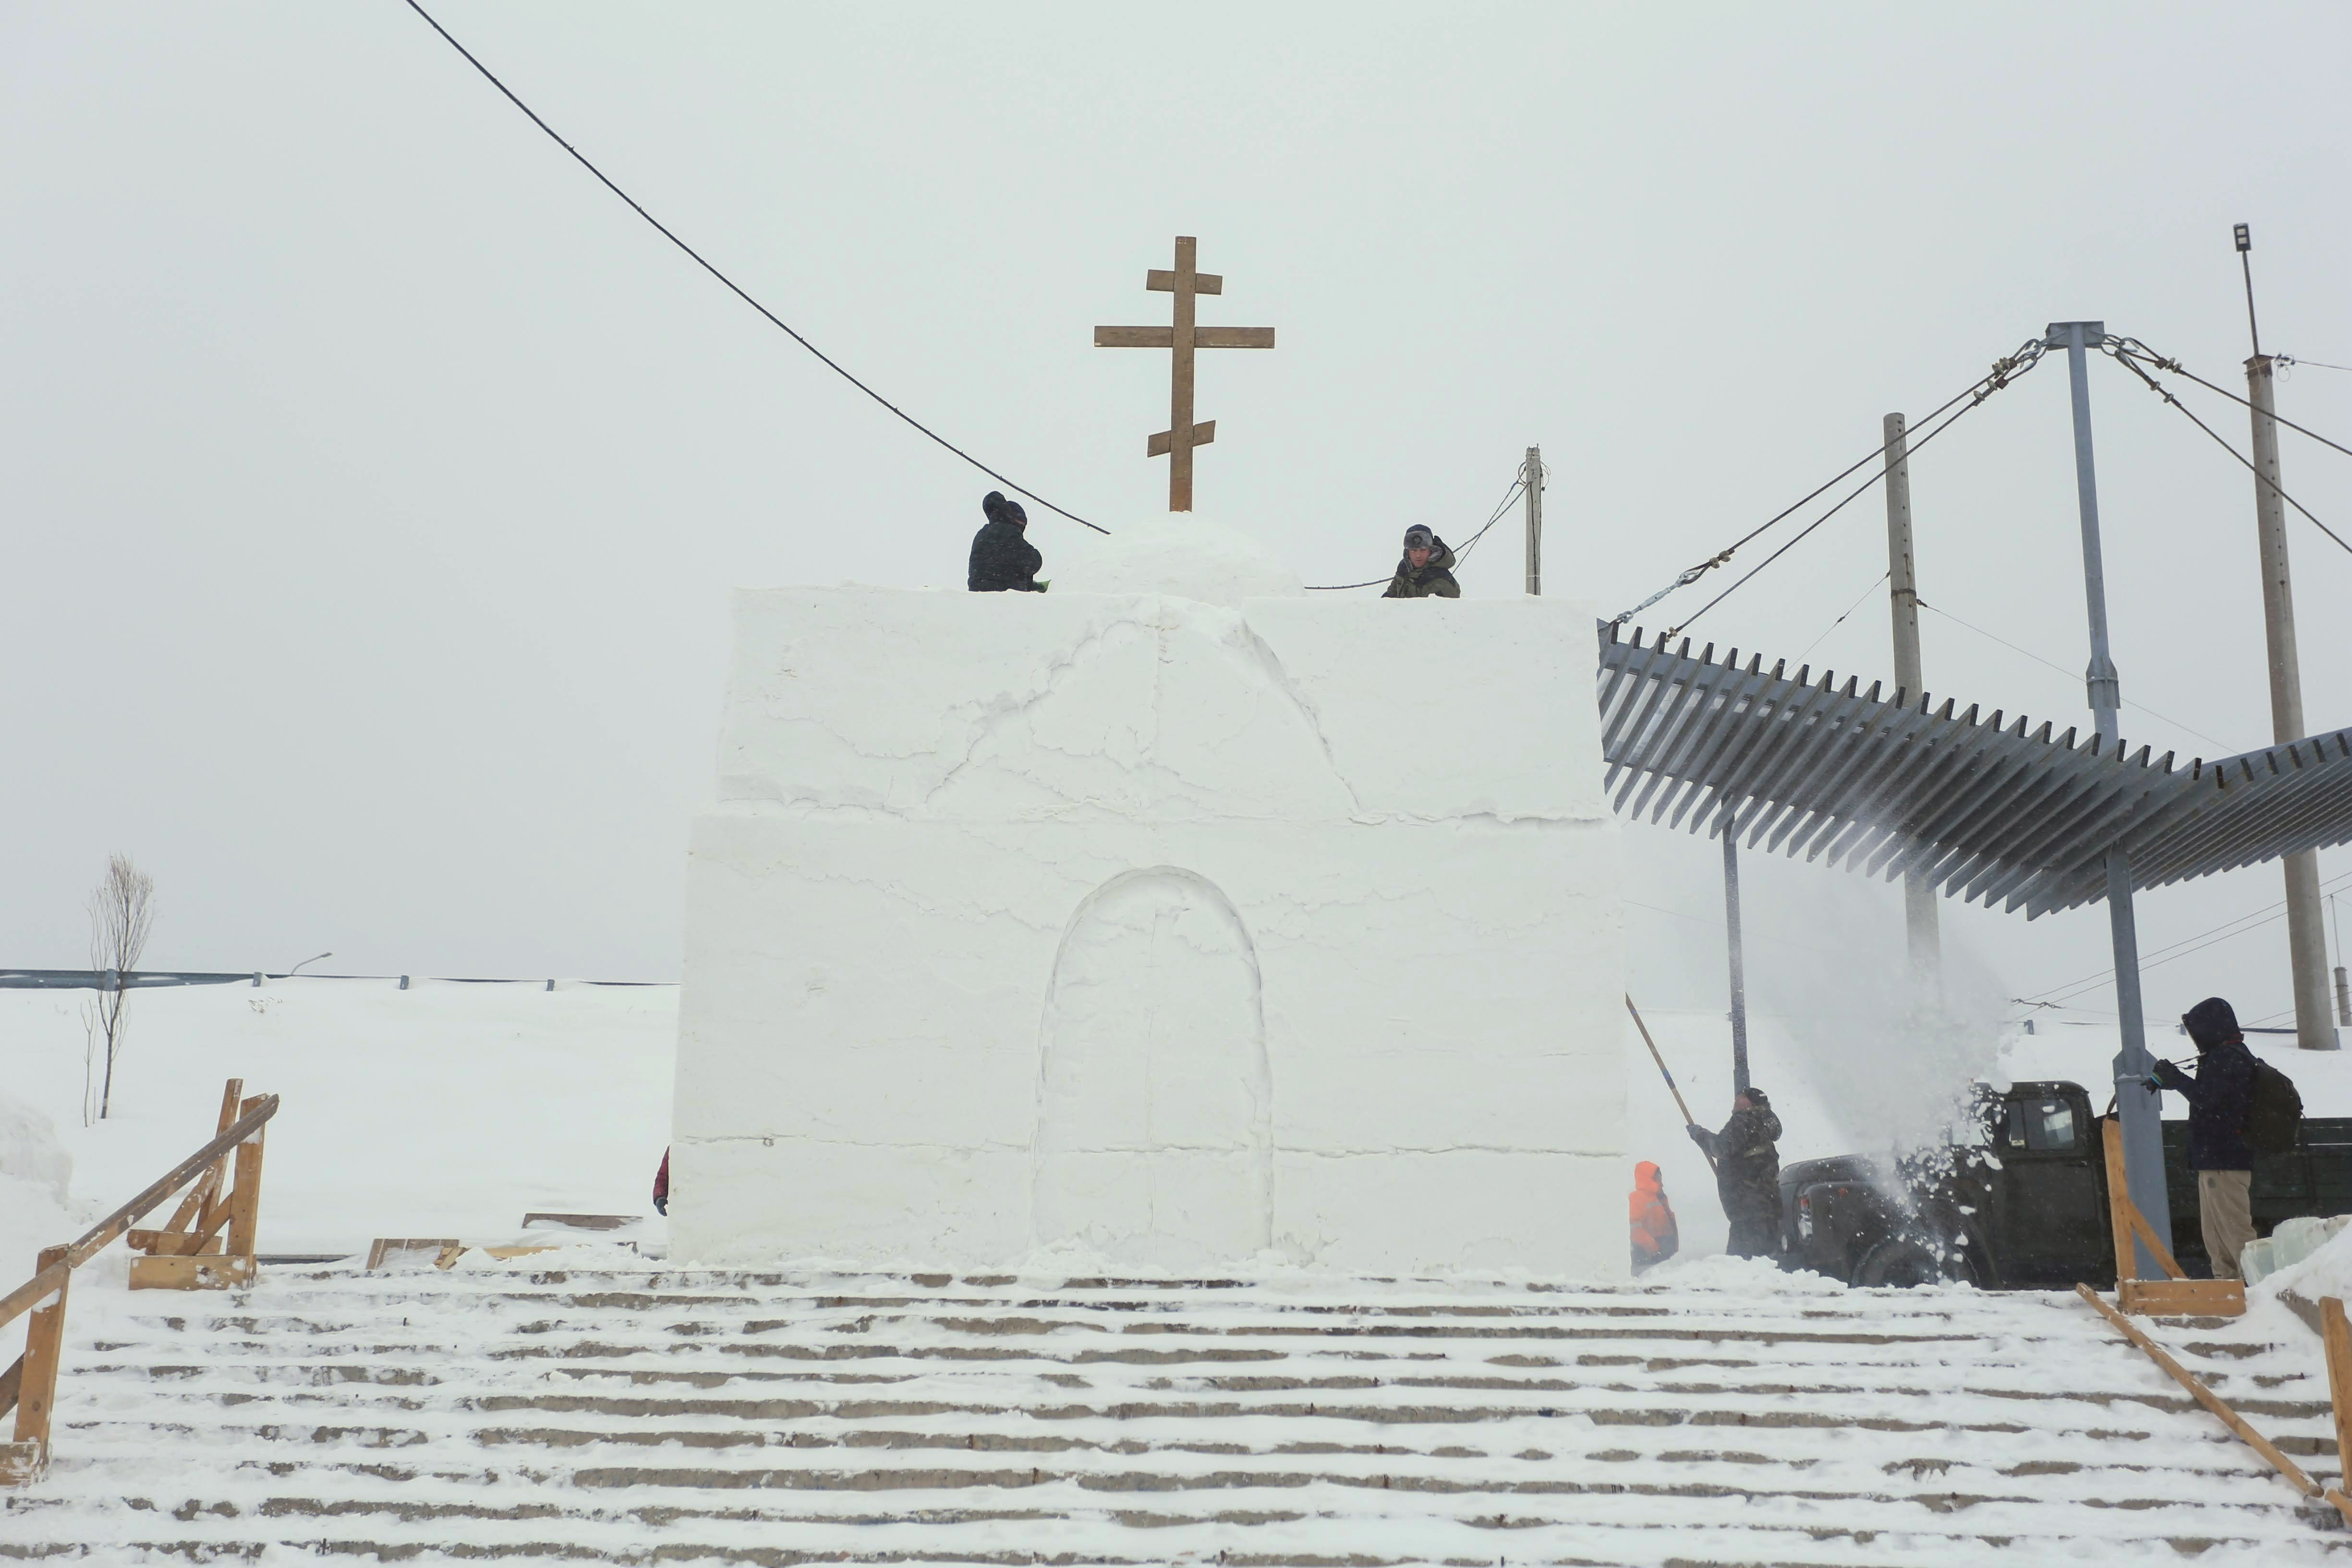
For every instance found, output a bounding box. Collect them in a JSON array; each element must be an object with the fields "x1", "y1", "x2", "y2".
[
  {"x1": 1, "y1": 977, "x2": 675, "y2": 1258},
  {"x1": 7, "y1": 981, "x2": 2352, "y2": 1561},
  {"x1": 5, "y1": 980, "x2": 2349, "y2": 1273},
  {"x1": 11, "y1": 1254, "x2": 2349, "y2": 1564}
]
